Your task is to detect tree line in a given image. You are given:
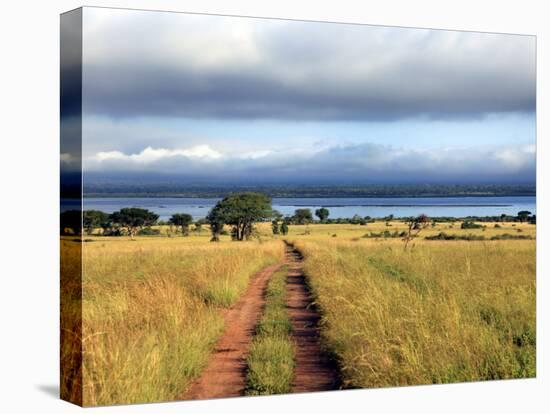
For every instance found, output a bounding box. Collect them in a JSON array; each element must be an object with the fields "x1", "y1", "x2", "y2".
[
  {"x1": 60, "y1": 193, "x2": 275, "y2": 240},
  {"x1": 60, "y1": 192, "x2": 536, "y2": 240},
  {"x1": 84, "y1": 183, "x2": 536, "y2": 198}
]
